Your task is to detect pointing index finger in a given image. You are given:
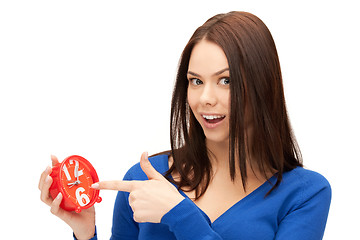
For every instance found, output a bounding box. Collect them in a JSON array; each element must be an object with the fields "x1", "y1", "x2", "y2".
[{"x1": 91, "y1": 180, "x2": 136, "y2": 192}]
